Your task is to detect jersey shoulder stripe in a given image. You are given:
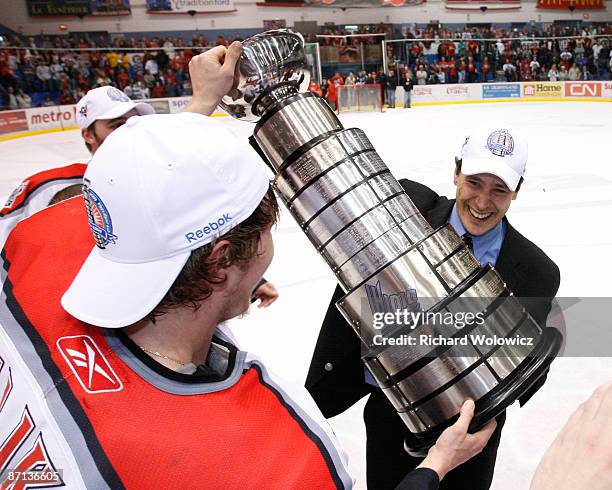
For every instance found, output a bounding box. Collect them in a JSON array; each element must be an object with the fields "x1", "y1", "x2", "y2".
[{"x1": 0, "y1": 163, "x2": 86, "y2": 217}]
